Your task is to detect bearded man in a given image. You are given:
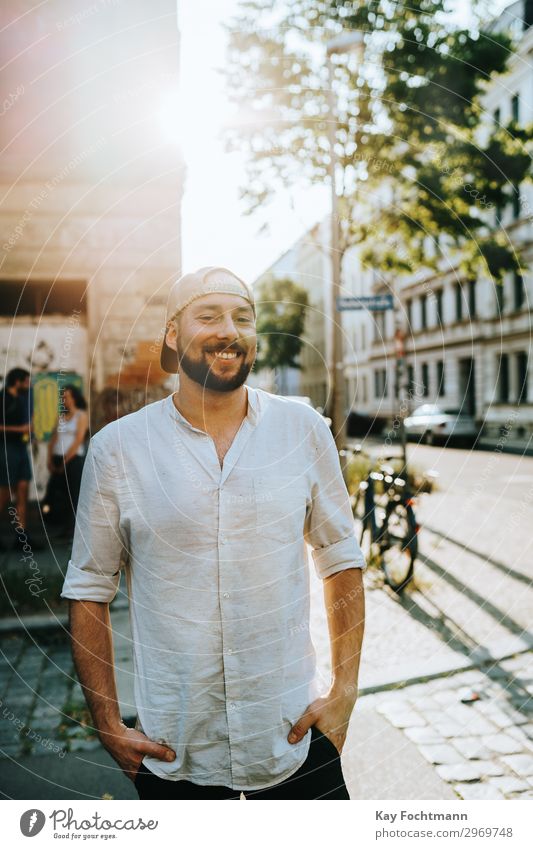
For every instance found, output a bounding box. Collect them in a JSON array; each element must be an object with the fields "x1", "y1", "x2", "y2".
[{"x1": 62, "y1": 266, "x2": 365, "y2": 800}]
